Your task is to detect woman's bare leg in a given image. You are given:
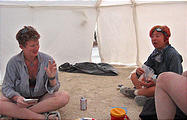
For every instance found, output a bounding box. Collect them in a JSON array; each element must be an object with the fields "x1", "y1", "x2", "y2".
[
  {"x1": 0, "y1": 96, "x2": 45, "y2": 119},
  {"x1": 182, "y1": 71, "x2": 187, "y2": 77},
  {"x1": 29, "y1": 91, "x2": 70, "y2": 113},
  {"x1": 137, "y1": 86, "x2": 155, "y2": 97},
  {"x1": 0, "y1": 90, "x2": 69, "y2": 119},
  {"x1": 155, "y1": 72, "x2": 187, "y2": 119}
]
